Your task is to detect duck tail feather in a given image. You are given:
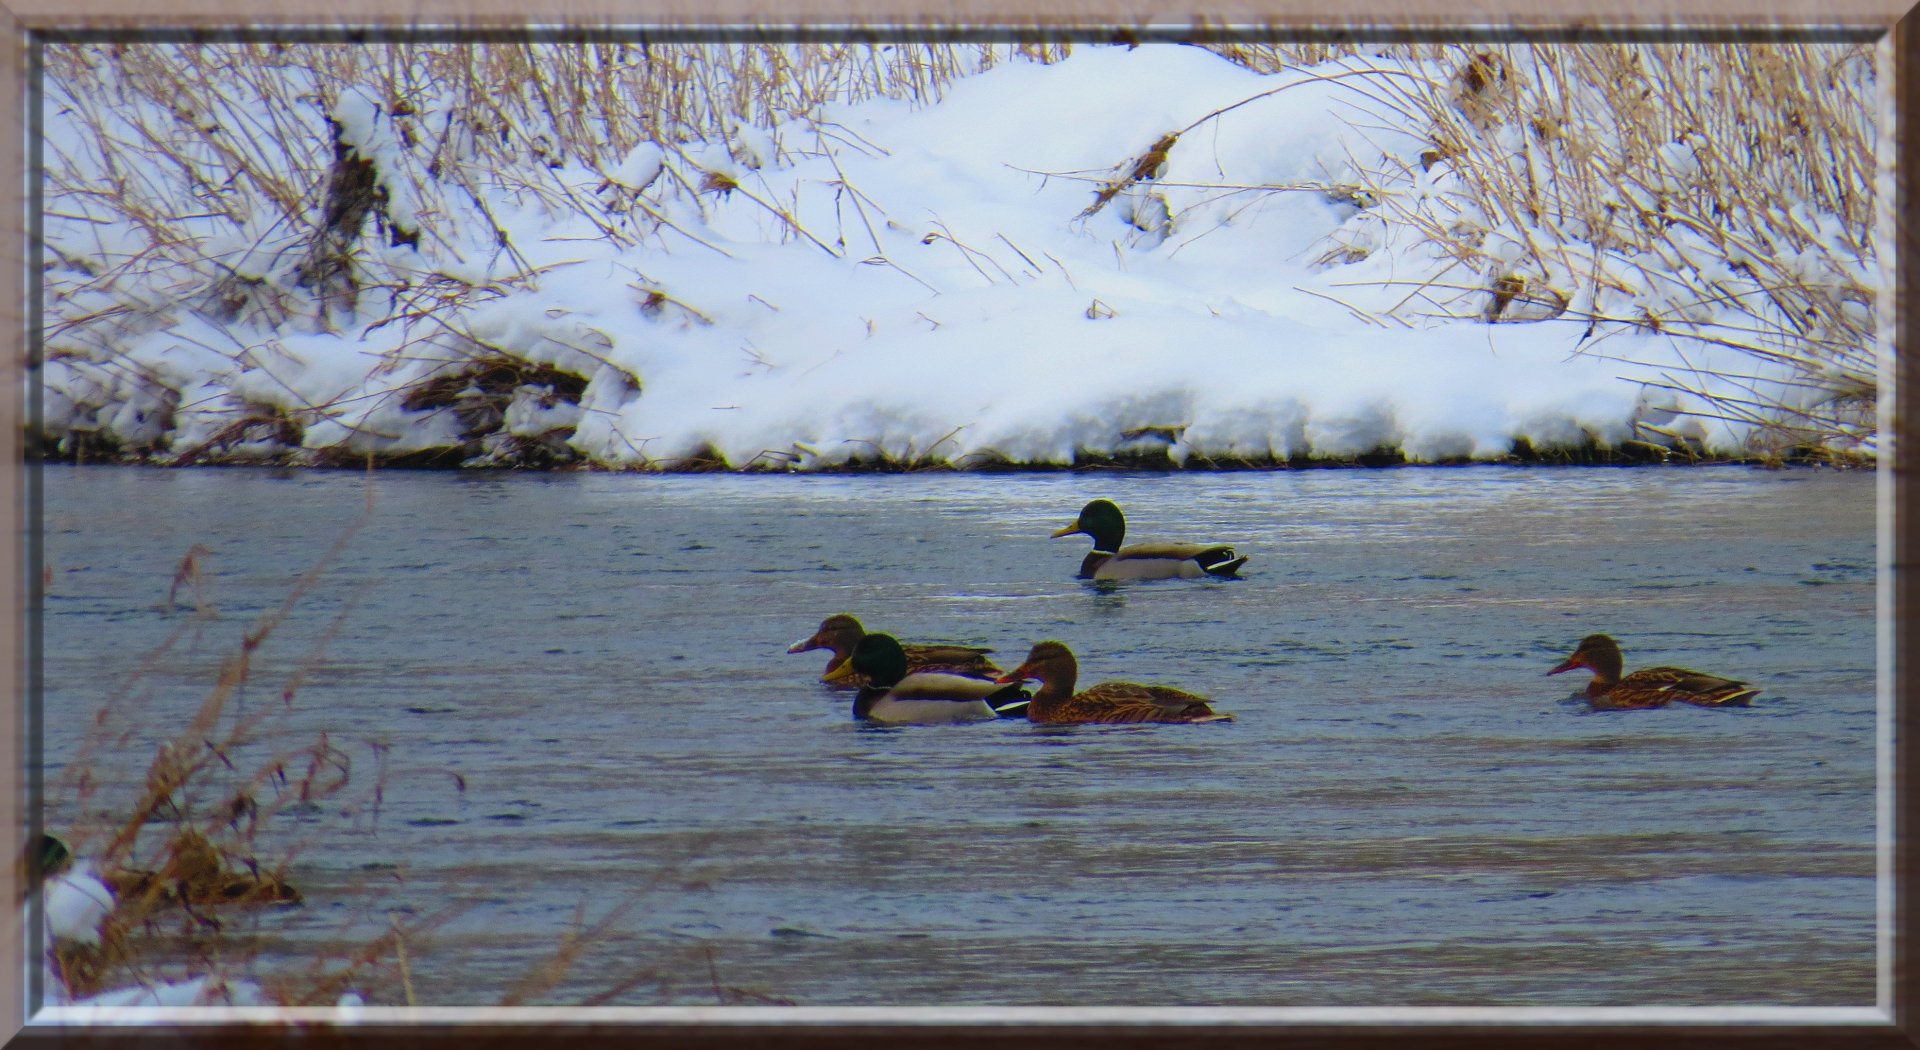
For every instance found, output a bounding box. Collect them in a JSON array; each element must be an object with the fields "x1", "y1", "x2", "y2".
[
  {"x1": 989, "y1": 684, "x2": 1032, "y2": 718},
  {"x1": 1202, "y1": 553, "x2": 1248, "y2": 577}
]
